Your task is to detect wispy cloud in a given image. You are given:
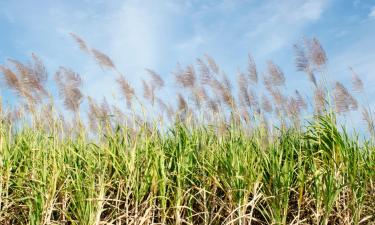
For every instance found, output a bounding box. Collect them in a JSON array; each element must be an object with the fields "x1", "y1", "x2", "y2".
[
  {"x1": 6, "y1": 0, "x2": 375, "y2": 112},
  {"x1": 369, "y1": 6, "x2": 375, "y2": 19},
  {"x1": 244, "y1": 0, "x2": 328, "y2": 57}
]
